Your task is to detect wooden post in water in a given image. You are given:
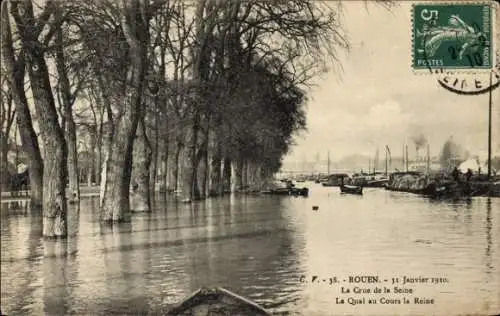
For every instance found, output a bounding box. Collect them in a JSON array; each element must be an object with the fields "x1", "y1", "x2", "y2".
[{"x1": 487, "y1": 71, "x2": 492, "y2": 180}]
